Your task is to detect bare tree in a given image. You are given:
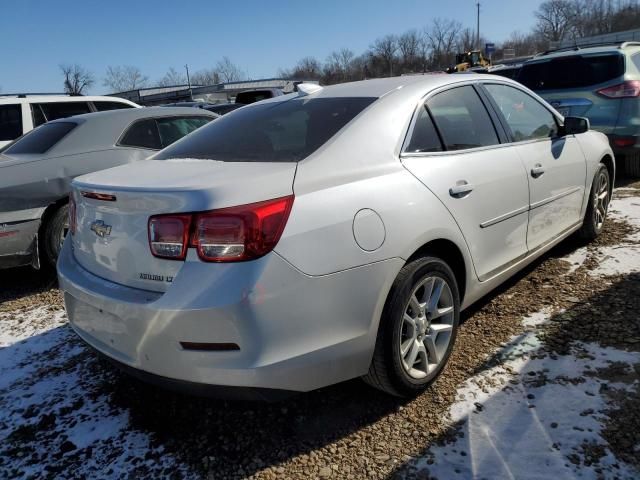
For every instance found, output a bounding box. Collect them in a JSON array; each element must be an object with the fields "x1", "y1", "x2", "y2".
[
  {"x1": 324, "y1": 48, "x2": 355, "y2": 83},
  {"x1": 60, "y1": 64, "x2": 94, "y2": 95},
  {"x1": 215, "y1": 57, "x2": 245, "y2": 83},
  {"x1": 425, "y1": 18, "x2": 462, "y2": 69},
  {"x1": 457, "y1": 28, "x2": 477, "y2": 53},
  {"x1": 534, "y1": 0, "x2": 578, "y2": 42},
  {"x1": 158, "y1": 67, "x2": 187, "y2": 87},
  {"x1": 103, "y1": 65, "x2": 148, "y2": 92},
  {"x1": 190, "y1": 68, "x2": 220, "y2": 86},
  {"x1": 398, "y1": 30, "x2": 422, "y2": 73},
  {"x1": 370, "y1": 34, "x2": 398, "y2": 76},
  {"x1": 282, "y1": 57, "x2": 323, "y2": 80}
]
